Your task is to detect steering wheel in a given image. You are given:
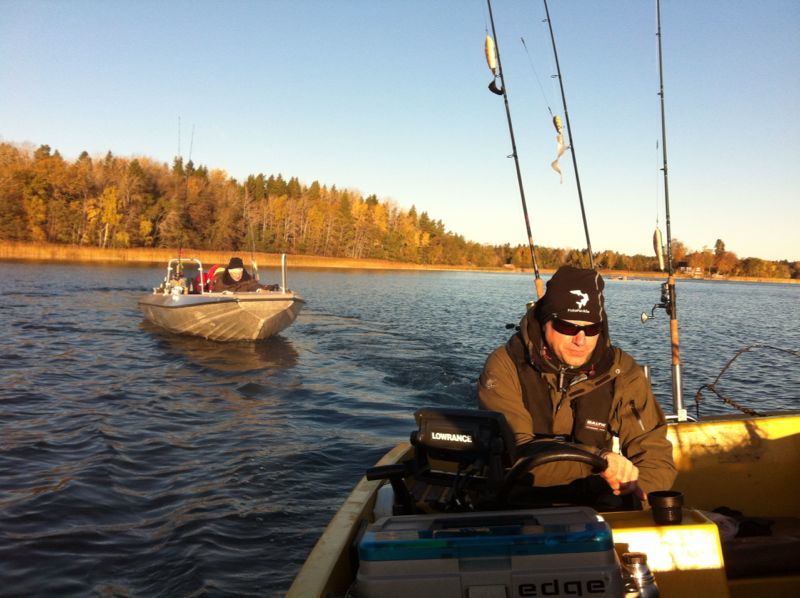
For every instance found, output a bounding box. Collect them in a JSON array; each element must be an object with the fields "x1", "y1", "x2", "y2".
[{"x1": 496, "y1": 439, "x2": 608, "y2": 506}]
